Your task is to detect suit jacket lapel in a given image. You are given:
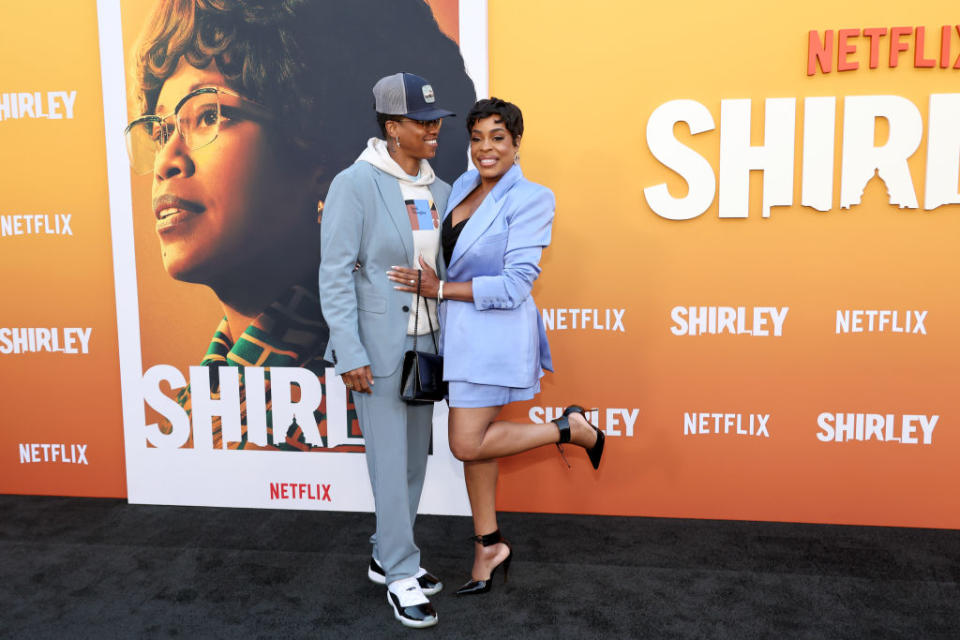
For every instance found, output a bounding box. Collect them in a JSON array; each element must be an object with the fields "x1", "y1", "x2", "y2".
[
  {"x1": 373, "y1": 169, "x2": 414, "y2": 263},
  {"x1": 430, "y1": 182, "x2": 449, "y2": 279},
  {"x1": 442, "y1": 172, "x2": 480, "y2": 225},
  {"x1": 448, "y1": 164, "x2": 523, "y2": 269}
]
